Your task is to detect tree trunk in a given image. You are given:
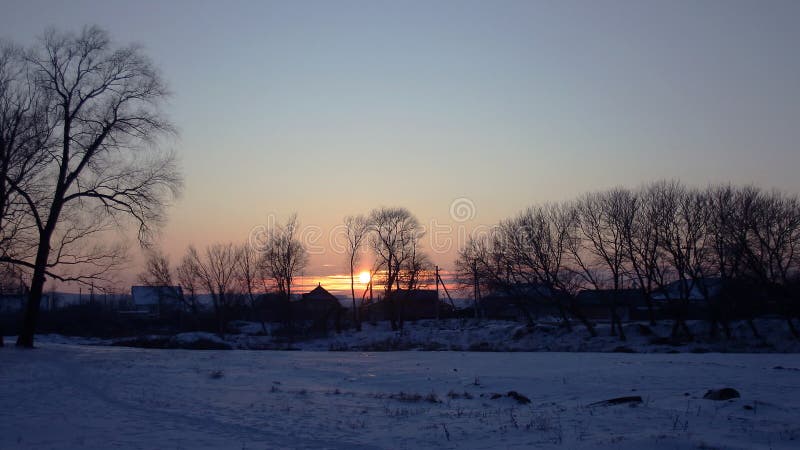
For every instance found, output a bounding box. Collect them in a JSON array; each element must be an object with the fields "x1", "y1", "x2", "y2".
[
  {"x1": 557, "y1": 303, "x2": 573, "y2": 331},
  {"x1": 645, "y1": 297, "x2": 657, "y2": 326},
  {"x1": 568, "y1": 303, "x2": 597, "y2": 337},
  {"x1": 747, "y1": 319, "x2": 761, "y2": 339},
  {"x1": 610, "y1": 305, "x2": 626, "y2": 340},
  {"x1": 16, "y1": 239, "x2": 52, "y2": 348},
  {"x1": 515, "y1": 301, "x2": 536, "y2": 328},
  {"x1": 350, "y1": 267, "x2": 360, "y2": 331},
  {"x1": 787, "y1": 318, "x2": 799, "y2": 339}
]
